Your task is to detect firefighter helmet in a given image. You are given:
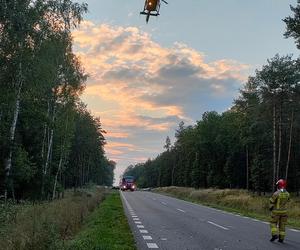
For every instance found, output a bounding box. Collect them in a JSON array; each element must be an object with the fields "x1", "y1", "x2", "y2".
[{"x1": 276, "y1": 179, "x2": 287, "y2": 189}]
